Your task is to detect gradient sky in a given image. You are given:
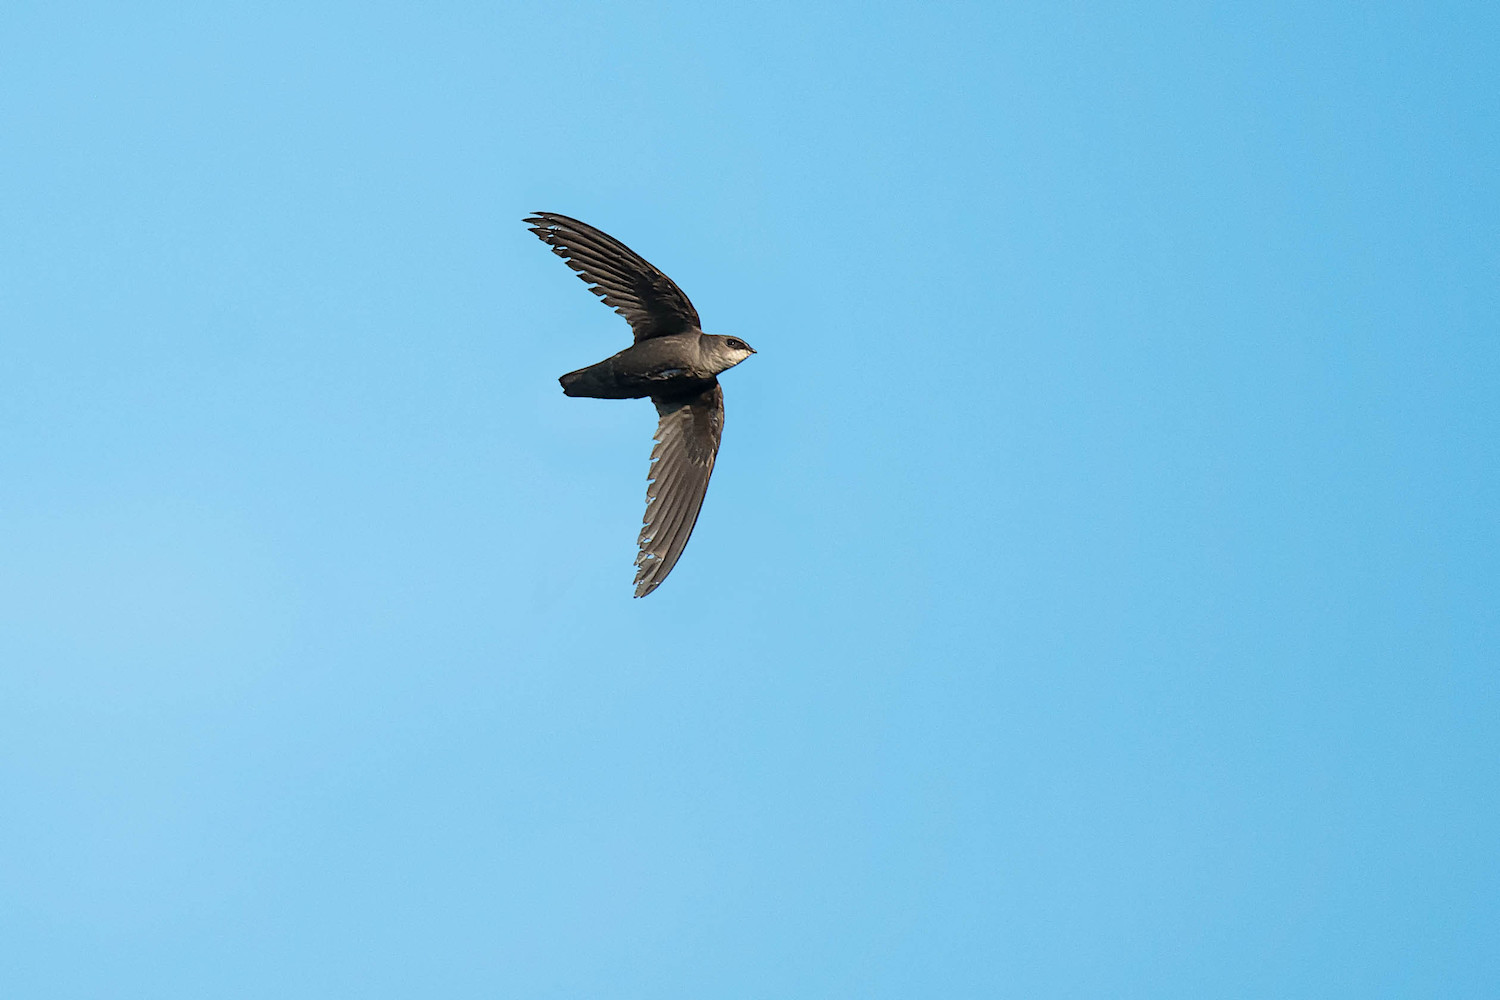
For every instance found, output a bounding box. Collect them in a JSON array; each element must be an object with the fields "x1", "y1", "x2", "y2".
[{"x1": 2, "y1": 2, "x2": 1496, "y2": 997}]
